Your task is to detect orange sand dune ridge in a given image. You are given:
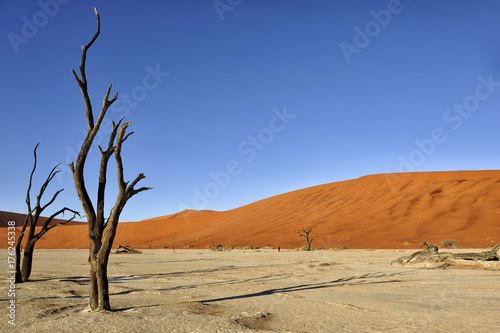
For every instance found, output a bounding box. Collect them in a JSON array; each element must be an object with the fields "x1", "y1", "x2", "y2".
[{"x1": 2, "y1": 171, "x2": 499, "y2": 249}]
